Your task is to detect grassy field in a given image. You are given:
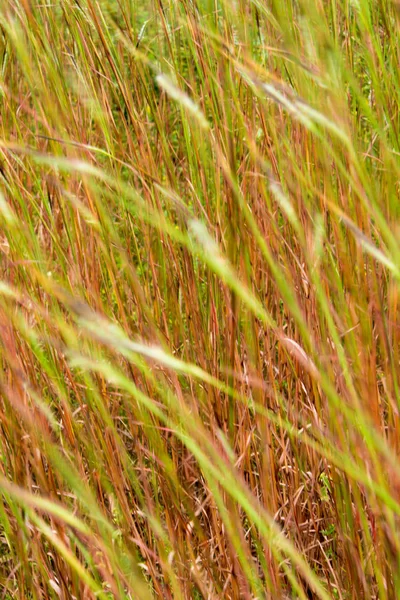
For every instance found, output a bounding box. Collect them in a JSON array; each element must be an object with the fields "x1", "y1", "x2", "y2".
[{"x1": 0, "y1": 0, "x2": 399, "y2": 598}]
